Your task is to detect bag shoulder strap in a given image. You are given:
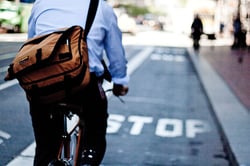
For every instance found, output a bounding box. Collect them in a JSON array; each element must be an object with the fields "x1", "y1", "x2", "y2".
[{"x1": 84, "y1": 0, "x2": 99, "y2": 40}]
